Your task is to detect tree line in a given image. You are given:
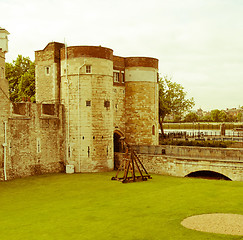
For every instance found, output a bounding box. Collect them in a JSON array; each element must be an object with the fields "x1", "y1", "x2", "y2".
[{"x1": 183, "y1": 109, "x2": 242, "y2": 123}]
